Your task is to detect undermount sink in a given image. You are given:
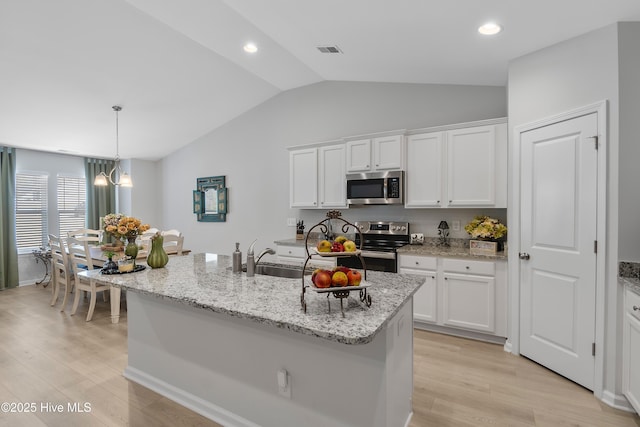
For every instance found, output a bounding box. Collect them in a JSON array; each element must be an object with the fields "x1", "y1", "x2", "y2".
[{"x1": 254, "y1": 264, "x2": 310, "y2": 278}]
